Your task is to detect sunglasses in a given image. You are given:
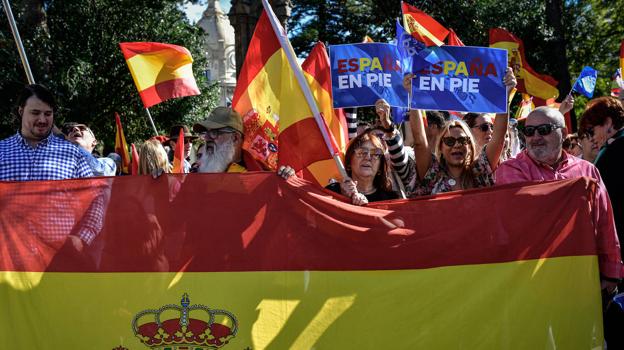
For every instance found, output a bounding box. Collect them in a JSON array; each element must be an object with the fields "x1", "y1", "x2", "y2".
[
  {"x1": 442, "y1": 136, "x2": 470, "y2": 147},
  {"x1": 522, "y1": 123, "x2": 561, "y2": 137},
  {"x1": 472, "y1": 123, "x2": 494, "y2": 132},
  {"x1": 353, "y1": 147, "x2": 384, "y2": 159},
  {"x1": 199, "y1": 128, "x2": 236, "y2": 140}
]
